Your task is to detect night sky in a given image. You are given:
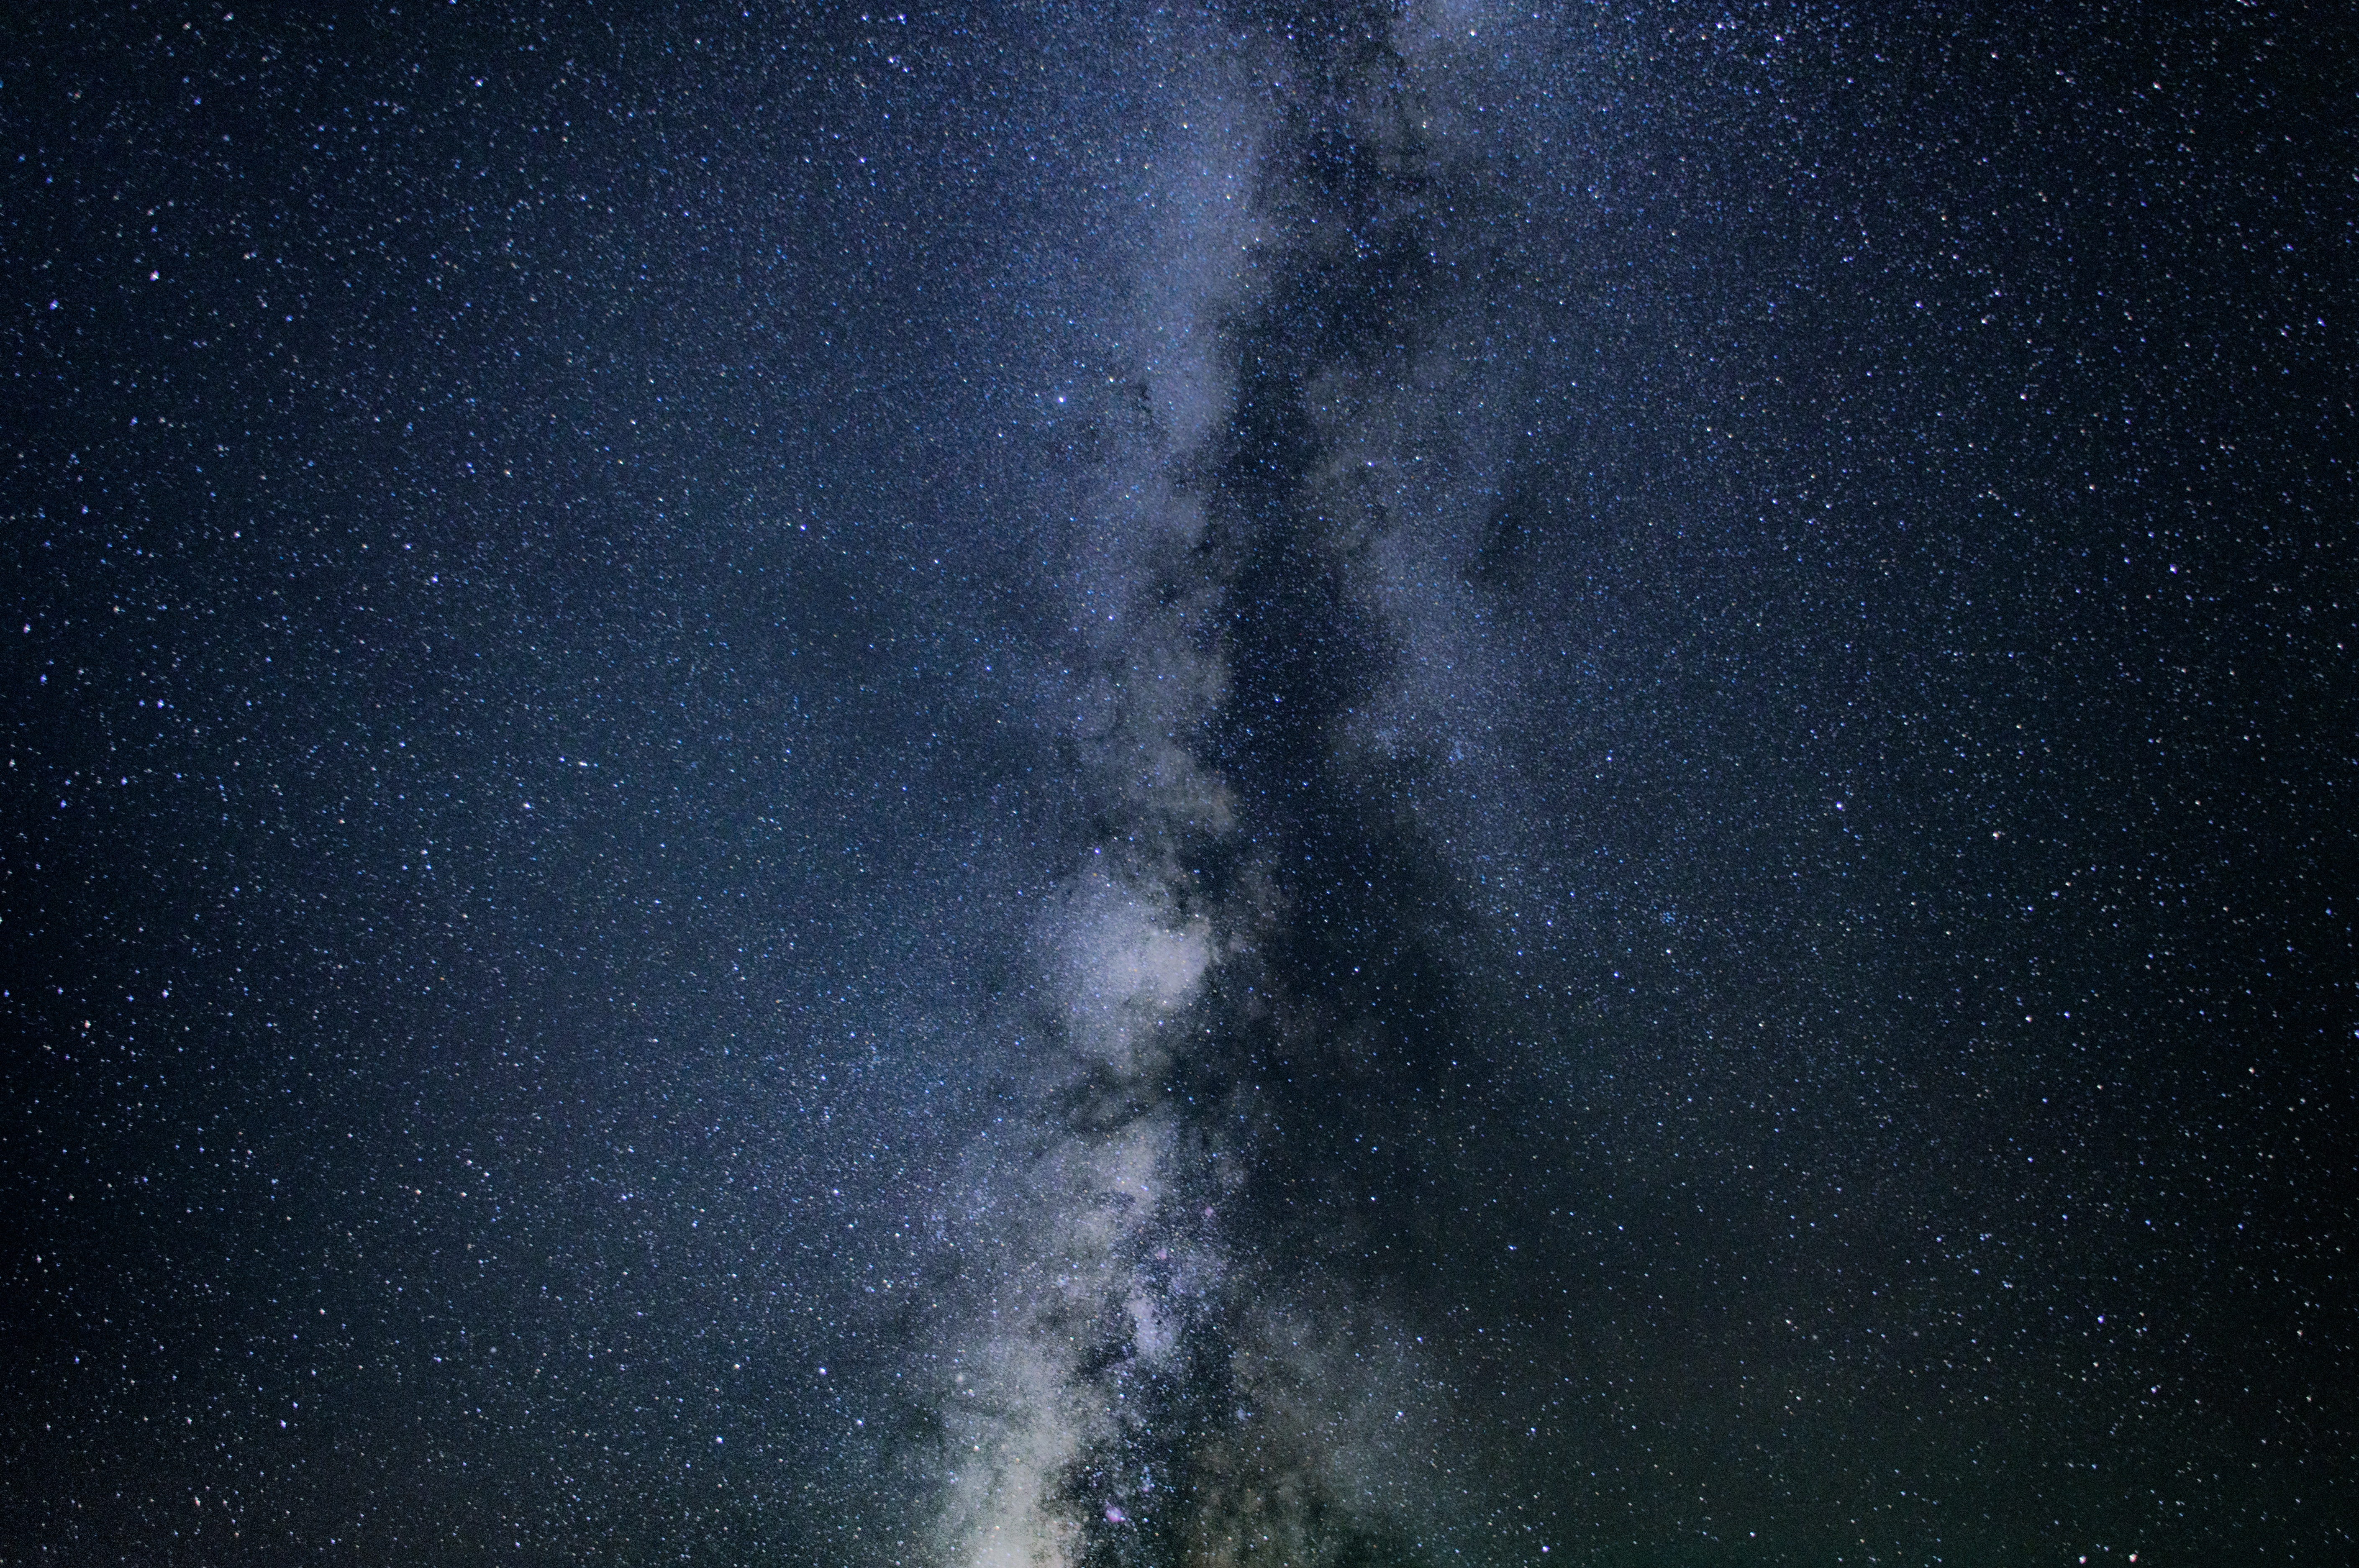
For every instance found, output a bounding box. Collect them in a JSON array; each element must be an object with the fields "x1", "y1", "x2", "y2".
[{"x1": 5, "y1": 3, "x2": 2354, "y2": 1563}]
